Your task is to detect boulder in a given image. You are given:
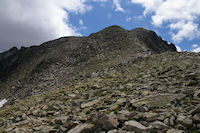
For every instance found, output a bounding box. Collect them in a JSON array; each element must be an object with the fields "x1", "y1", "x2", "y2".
[
  {"x1": 68, "y1": 124, "x2": 95, "y2": 133},
  {"x1": 123, "y1": 120, "x2": 148, "y2": 132},
  {"x1": 94, "y1": 113, "x2": 119, "y2": 130}
]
